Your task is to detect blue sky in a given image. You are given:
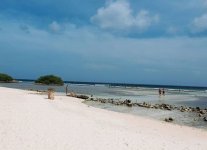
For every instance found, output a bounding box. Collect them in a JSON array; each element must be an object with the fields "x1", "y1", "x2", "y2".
[{"x1": 1, "y1": 0, "x2": 207, "y2": 86}]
